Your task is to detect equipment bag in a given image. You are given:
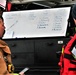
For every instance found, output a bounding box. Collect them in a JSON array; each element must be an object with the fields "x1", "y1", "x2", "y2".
[{"x1": 58, "y1": 34, "x2": 76, "y2": 75}]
